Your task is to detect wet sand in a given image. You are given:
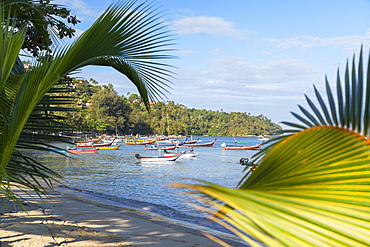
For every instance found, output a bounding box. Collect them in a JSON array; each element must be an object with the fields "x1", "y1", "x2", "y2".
[{"x1": 0, "y1": 186, "x2": 248, "y2": 246}]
